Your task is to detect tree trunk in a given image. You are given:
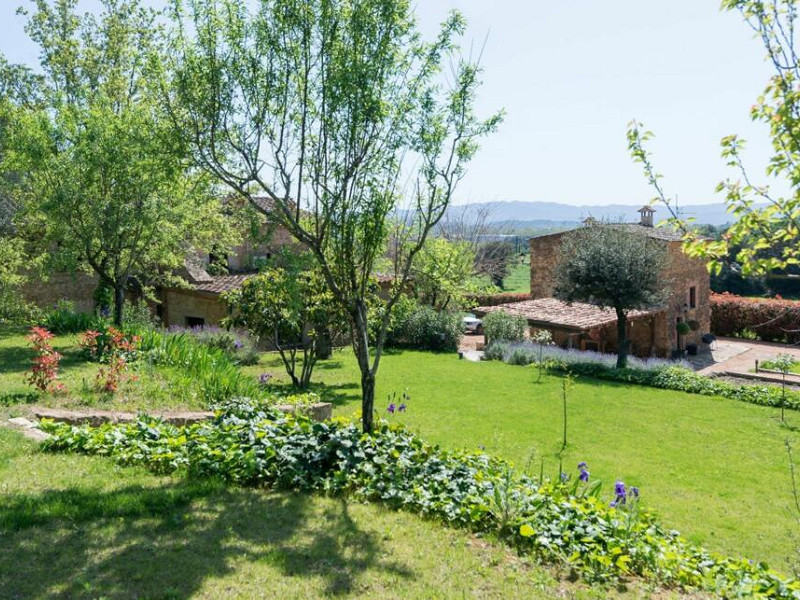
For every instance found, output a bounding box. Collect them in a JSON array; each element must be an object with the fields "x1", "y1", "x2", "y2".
[
  {"x1": 113, "y1": 284, "x2": 125, "y2": 327},
  {"x1": 352, "y1": 301, "x2": 376, "y2": 433},
  {"x1": 361, "y1": 369, "x2": 376, "y2": 433},
  {"x1": 615, "y1": 308, "x2": 628, "y2": 369}
]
